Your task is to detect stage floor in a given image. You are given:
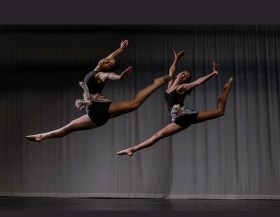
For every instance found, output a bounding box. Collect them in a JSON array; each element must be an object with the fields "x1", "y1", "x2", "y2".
[{"x1": 0, "y1": 197, "x2": 280, "y2": 211}]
